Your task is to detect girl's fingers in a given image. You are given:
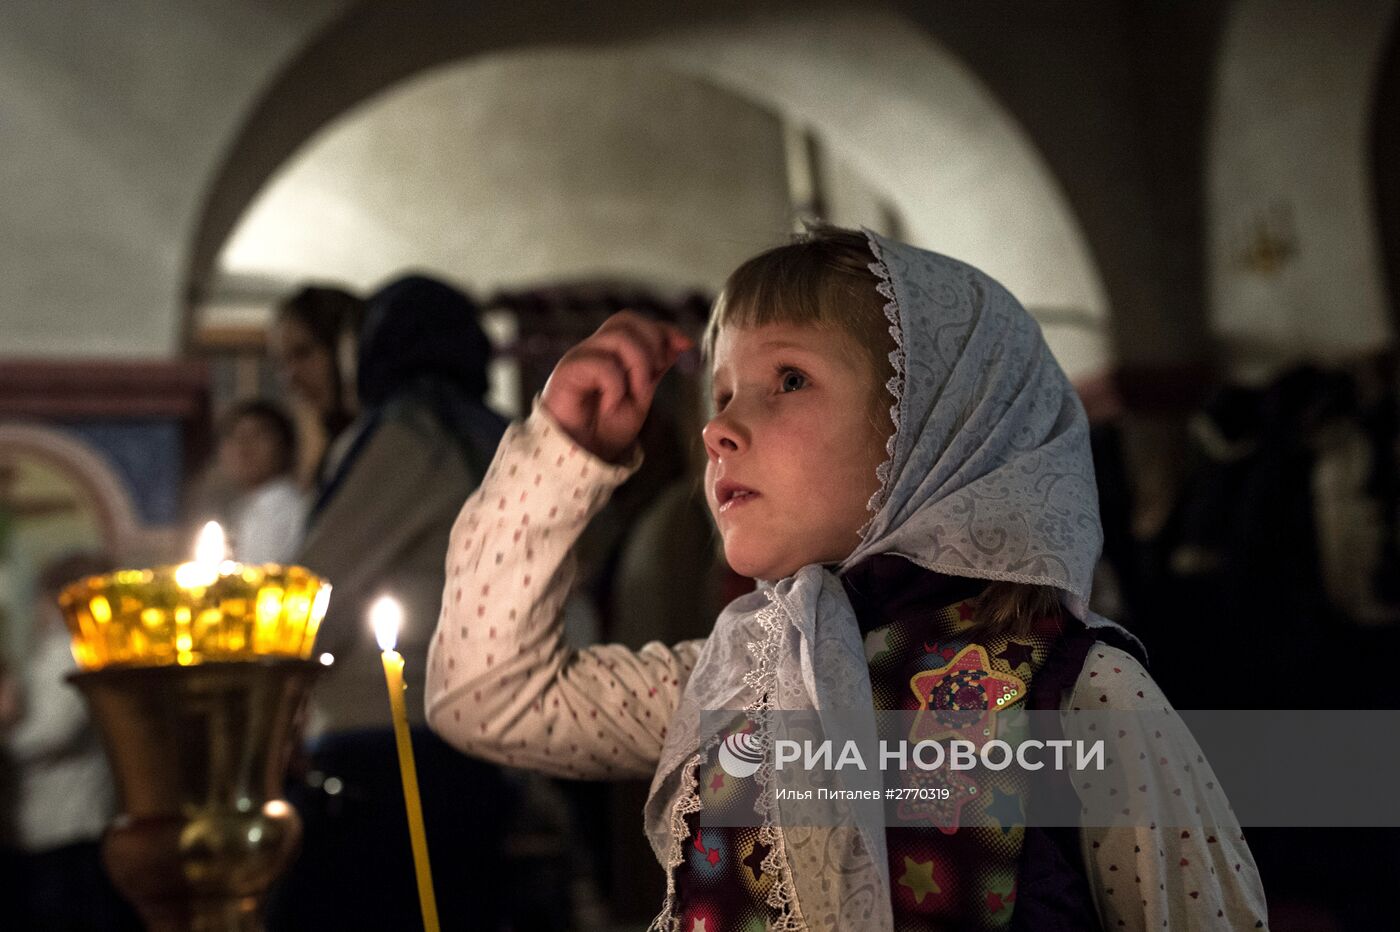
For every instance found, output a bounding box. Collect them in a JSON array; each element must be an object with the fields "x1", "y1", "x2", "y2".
[
  {"x1": 601, "y1": 313, "x2": 694, "y2": 377},
  {"x1": 586, "y1": 329, "x2": 656, "y2": 403},
  {"x1": 664, "y1": 327, "x2": 695, "y2": 361},
  {"x1": 542, "y1": 313, "x2": 696, "y2": 460},
  {"x1": 600, "y1": 314, "x2": 670, "y2": 379},
  {"x1": 549, "y1": 347, "x2": 629, "y2": 420}
]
